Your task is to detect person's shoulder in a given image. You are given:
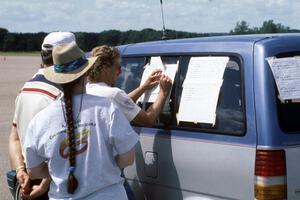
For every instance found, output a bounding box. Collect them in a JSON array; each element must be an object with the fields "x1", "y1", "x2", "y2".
[
  {"x1": 110, "y1": 86, "x2": 126, "y2": 97},
  {"x1": 114, "y1": 88, "x2": 131, "y2": 101},
  {"x1": 20, "y1": 71, "x2": 62, "y2": 100},
  {"x1": 100, "y1": 86, "x2": 122, "y2": 94},
  {"x1": 29, "y1": 68, "x2": 60, "y2": 89},
  {"x1": 83, "y1": 94, "x2": 122, "y2": 112},
  {"x1": 83, "y1": 94, "x2": 115, "y2": 106},
  {"x1": 83, "y1": 94, "x2": 122, "y2": 119},
  {"x1": 29, "y1": 101, "x2": 59, "y2": 128},
  {"x1": 37, "y1": 101, "x2": 60, "y2": 116},
  {"x1": 86, "y1": 83, "x2": 122, "y2": 98}
]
